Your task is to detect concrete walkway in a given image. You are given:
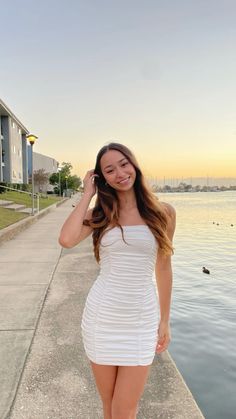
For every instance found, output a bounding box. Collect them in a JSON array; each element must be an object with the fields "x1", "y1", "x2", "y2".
[{"x1": 0, "y1": 195, "x2": 204, "y2": 419}]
